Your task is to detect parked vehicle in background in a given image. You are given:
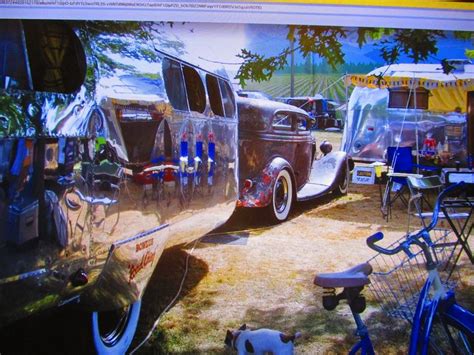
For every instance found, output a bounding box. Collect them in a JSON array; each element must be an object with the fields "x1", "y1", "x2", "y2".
[
  {"x1": 0, "y1": 19, "x2": 238, "y2": 354},
  {"x1": 237, "y1": 89, "x2": 274, "y2": 101},
  {"x1": 277, "y1": 95, "x2": 342, "y2": 130},
  {"x1": 237, "y1": 97, "x2": 349, "y2": 222}
]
